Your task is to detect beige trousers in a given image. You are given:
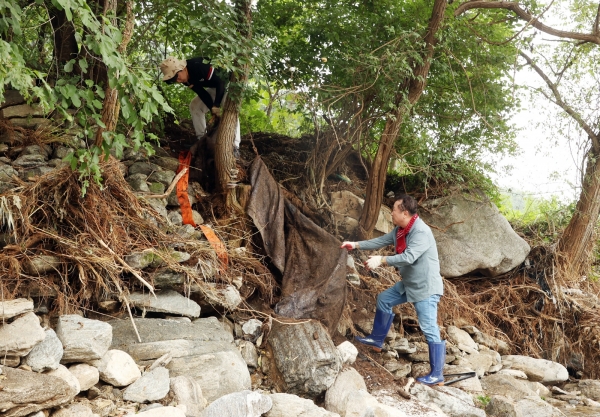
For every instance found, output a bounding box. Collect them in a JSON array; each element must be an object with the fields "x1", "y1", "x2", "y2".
[{"x1": 189, "y1": 89, "x2": 240, "y2": 148}]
